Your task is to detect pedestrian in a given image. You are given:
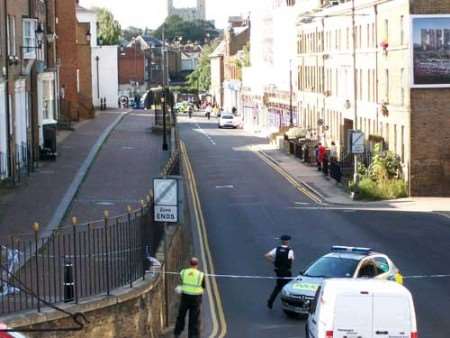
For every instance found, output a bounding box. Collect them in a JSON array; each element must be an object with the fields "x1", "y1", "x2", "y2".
[
  {"x1": 188, "y1": 105, "x2": 193, "y2": 118},
  {"x1": 205, "y1": 104, "x2": 212, "y2": 120},
  {"x1": 315, "y1": 143, "x2": 321, "y2": 171},
  {"x1": 174, "y1": 257, "x2": 205, "y2": 338},
  {"x1": 212, "y1": 104, "x2": 219, "y2": 118},
  {"x1": 329, "y1": 141, "x2": 338, "y2": 180},
  {"x1": 265, "y1": 235, "x2": 294, "y2": 309},
  {"x1": 318, "y1": 143, "x2": 326, "y2": 173}
]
